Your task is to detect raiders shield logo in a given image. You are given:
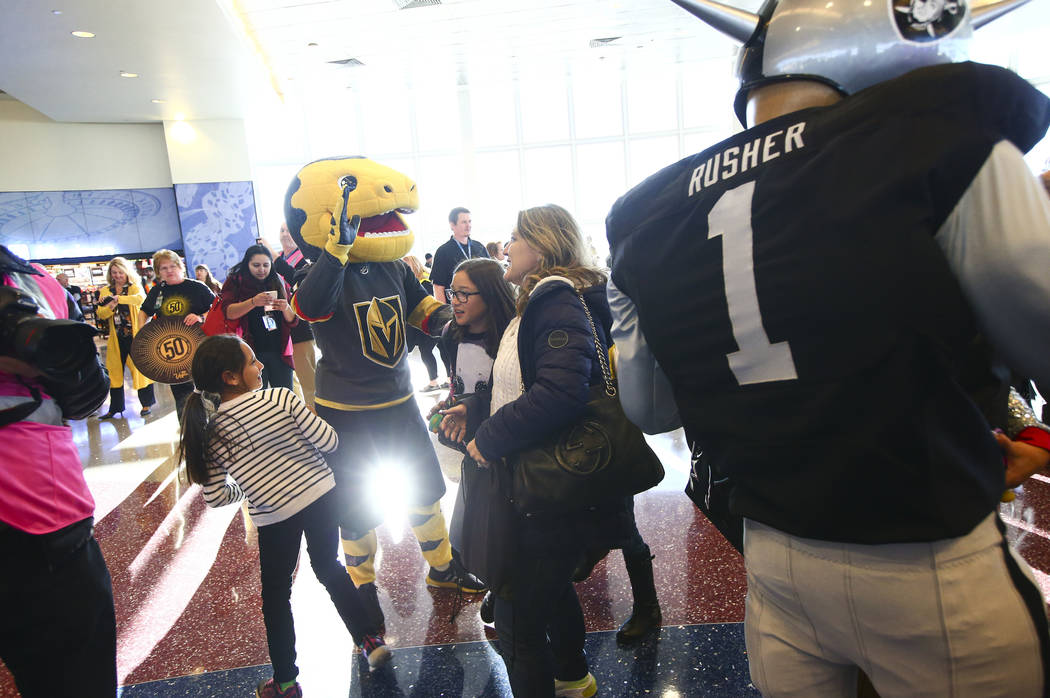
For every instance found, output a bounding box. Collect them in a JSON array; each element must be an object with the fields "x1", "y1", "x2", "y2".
[
  {"x1": 893, "y1": 0, "x2": 964, "y2": 42},
  {"x1": 353, "y1": 295, "x2": 405, "y2": 367}
]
